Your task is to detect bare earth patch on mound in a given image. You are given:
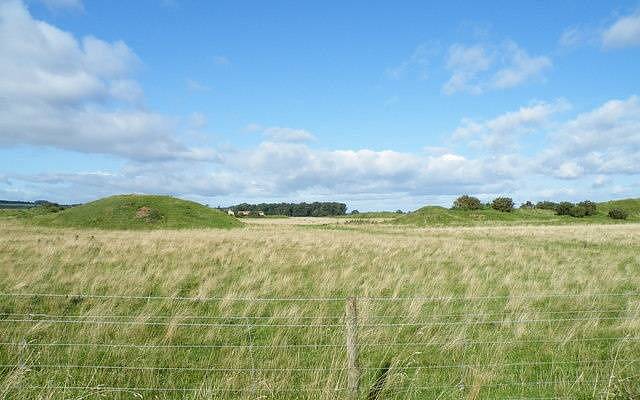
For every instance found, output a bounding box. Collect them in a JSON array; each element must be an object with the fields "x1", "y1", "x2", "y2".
[{"x1": 135, "y1": 206, "x2": 162, "y2": 223}]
